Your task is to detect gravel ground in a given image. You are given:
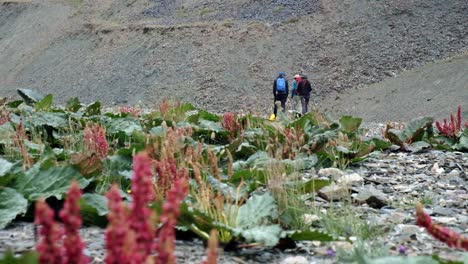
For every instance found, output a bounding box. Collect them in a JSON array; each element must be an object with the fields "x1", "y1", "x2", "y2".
[{"x1": 1, "y1": 147, "x2": 466, "y2": 263}]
